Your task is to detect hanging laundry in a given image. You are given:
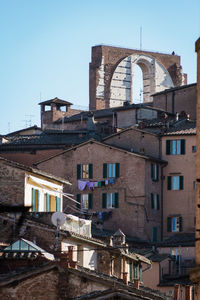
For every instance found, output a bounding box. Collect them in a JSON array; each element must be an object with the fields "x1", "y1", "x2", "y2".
[
  {"x1": 87, "y1": 181, "x2": 95, "y2": 190},
  {"x1": 101, "y1": 181, "x2": 105, "y2": 186},
  {"x1": 98, "y1": 212, "x2": 102, "y2": 219},
  {"x1": 98, "y1": 181, "x2": 102, "y2": 187},
  {"x1": 105, "y1": 180, "x2": 109, "y2": 185},
  {"x1": 94, "y1": 182, "x2": 98, "y2": 187},
  {"x1": 78, "y1": 180, "x2": 88, "y2": 191},
  {"x1": 108, "y1": 178, "x2": 115, "y2": 184}
]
